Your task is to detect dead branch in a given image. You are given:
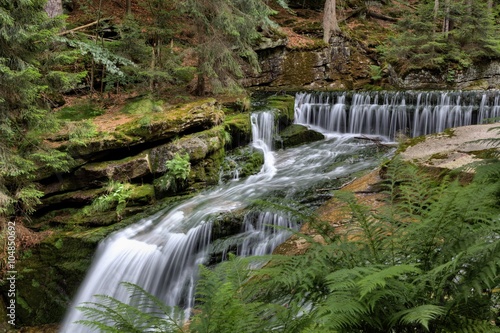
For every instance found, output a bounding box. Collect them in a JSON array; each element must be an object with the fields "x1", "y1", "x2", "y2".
[
  {"x1": 58, "y1": 18, "x2": 112, "y2": 36},
  {"x1": 367, "y1": 10, "x2": 398, "y2": 22}
]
